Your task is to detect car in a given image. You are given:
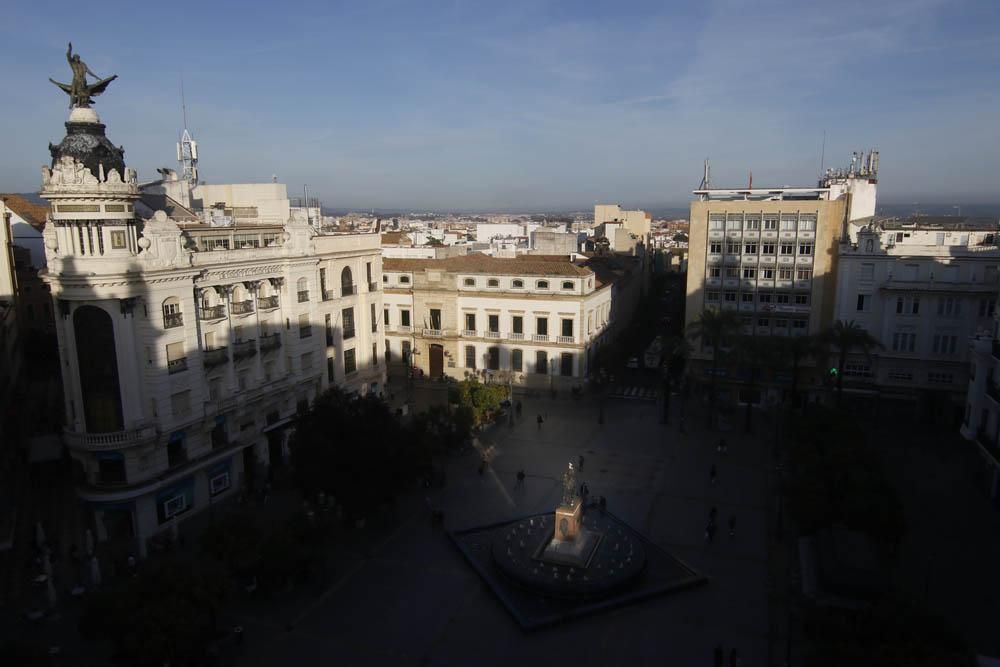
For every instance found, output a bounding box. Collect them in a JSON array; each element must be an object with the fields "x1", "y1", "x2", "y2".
[{"x1": 626, "y1": 357, "x2": 640, "y2": 369}]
